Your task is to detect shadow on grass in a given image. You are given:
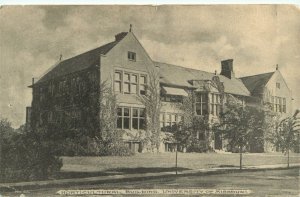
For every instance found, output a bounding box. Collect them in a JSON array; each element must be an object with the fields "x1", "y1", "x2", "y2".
[
  {"x1": 58, "y1": 167, "x2": 190, "y2": 179},
  {"x1": 218, "y1": 165, "x2": 237, "y2": 168}
]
